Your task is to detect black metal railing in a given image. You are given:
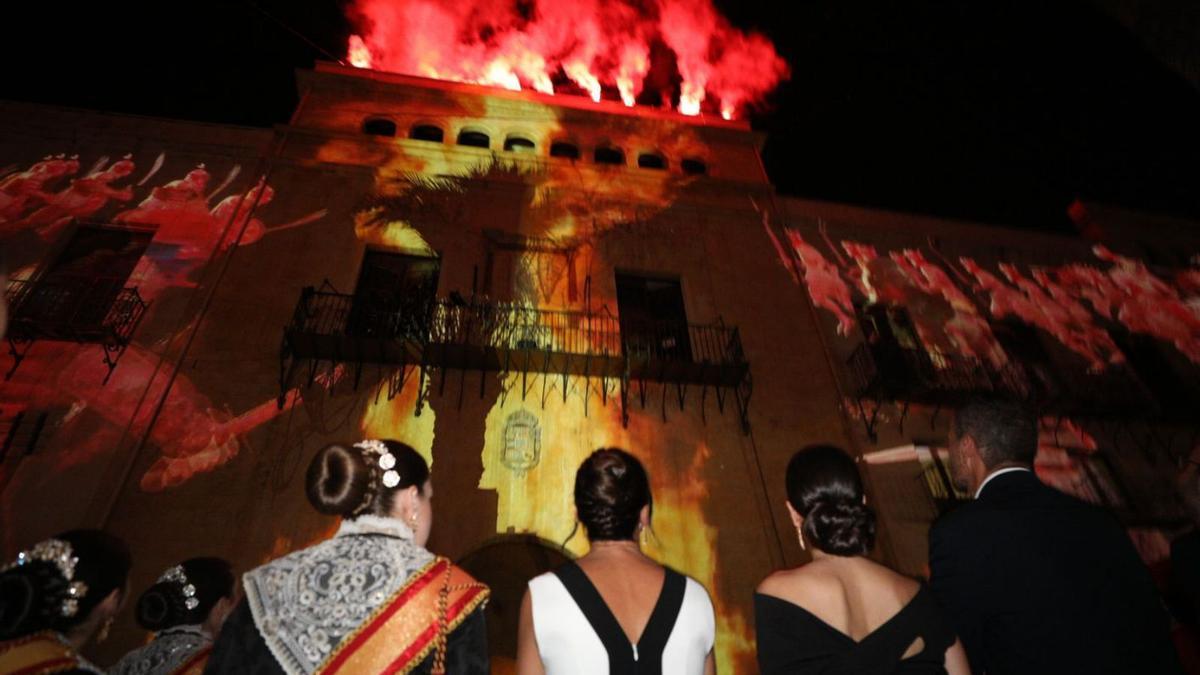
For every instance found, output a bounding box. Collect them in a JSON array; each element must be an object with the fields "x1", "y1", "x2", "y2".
[
  {"x1": 5, "y1": 277, "x2": 147, "y2": 345},
  {"x1": 848, "y1": 341, "x2": 1154, "y2": 415},
  {"x1": 284, "y1": 288, "x2": 748, "y2": 375}
]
